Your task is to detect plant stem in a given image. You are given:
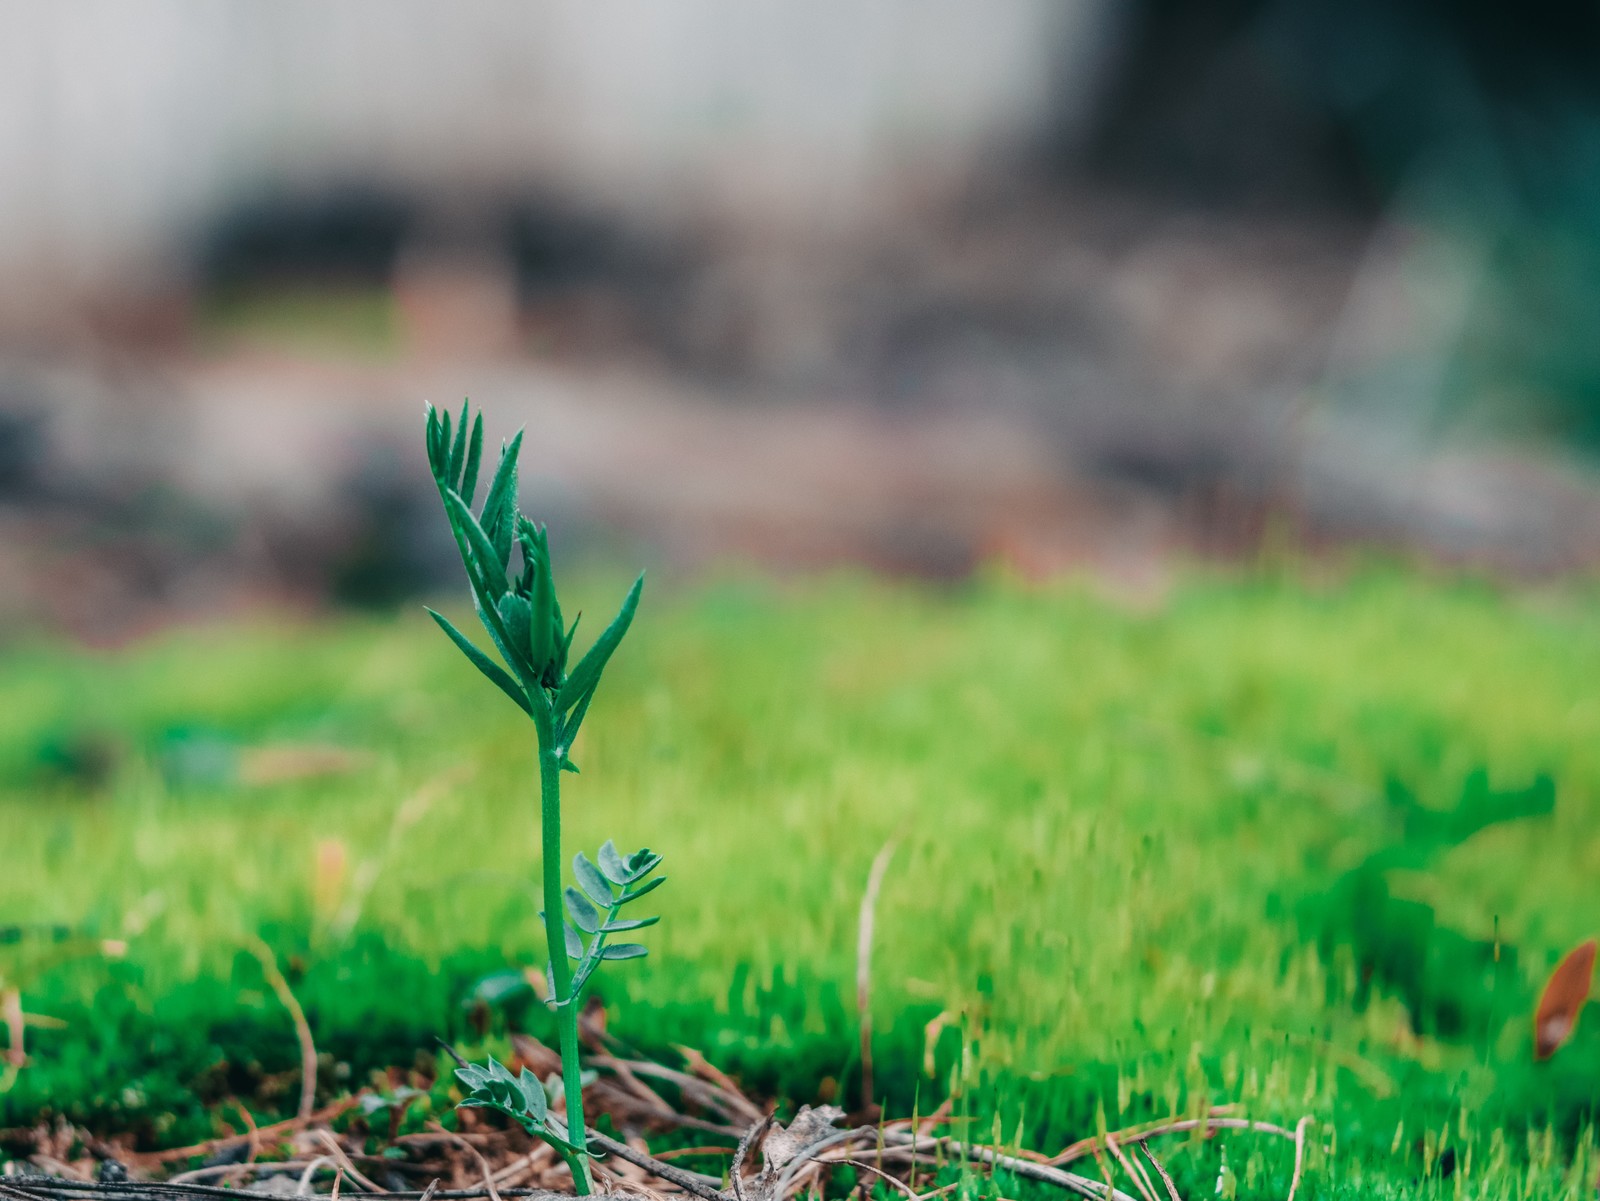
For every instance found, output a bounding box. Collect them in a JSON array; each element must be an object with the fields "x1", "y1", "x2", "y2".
[{"x1": 536, "y1": 711, "x2": 592, "y2": 1195}]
